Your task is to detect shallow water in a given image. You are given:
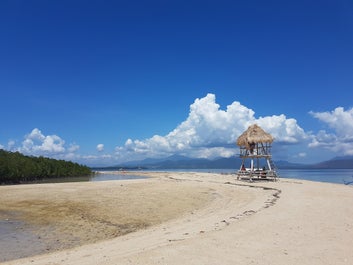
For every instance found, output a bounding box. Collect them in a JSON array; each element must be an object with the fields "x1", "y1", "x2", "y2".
[
  {"x1": 0, "y1": 173, "x2": 148, "y2": 262},
  {"x1": 146, "y1": 168, "x2": 353, "y2": 185},
  {"x1": 90, "y1": 173, "x2": 148, "y2": 182},
  {"x1": 278, "y1": 169, "x2": 353, "y2": 185},
  {"x1": 16, "y1": 172, "x2": 148, "y2": 185},
  {"x1": 0, "y1": 213, "x2": 52, "y2": 262},
  {"x1": 8, "y1": 169, "x2": 352, "y2": 185}
]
